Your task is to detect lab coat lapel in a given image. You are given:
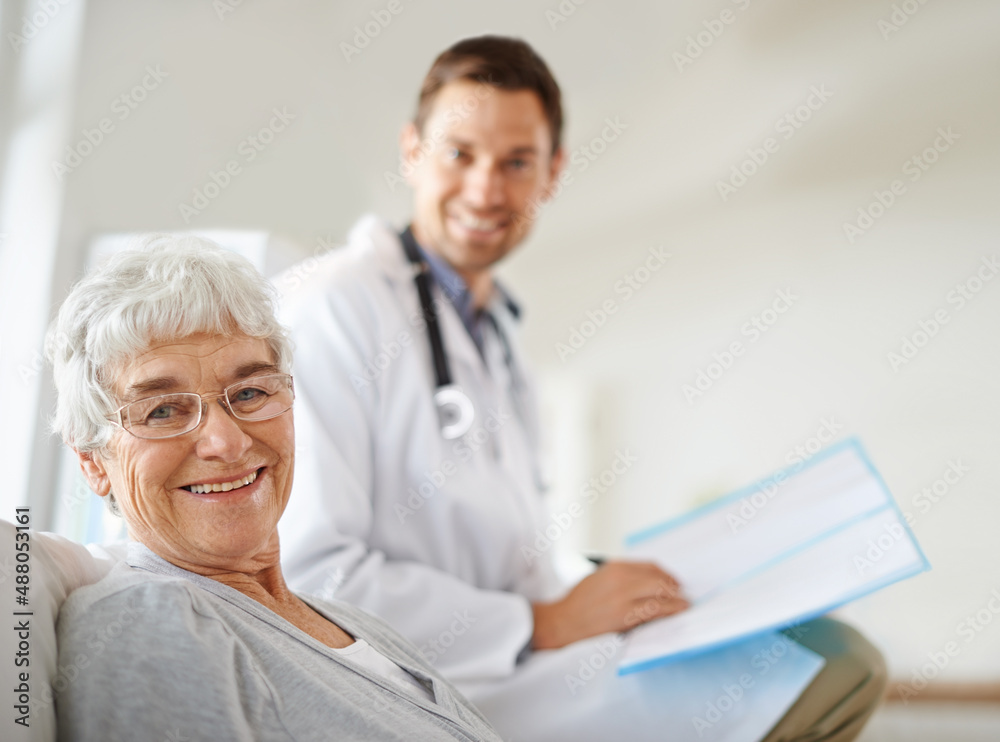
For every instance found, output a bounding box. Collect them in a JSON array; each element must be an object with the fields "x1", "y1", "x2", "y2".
[
  {"x1": 356, "y1": 215, "x2": 412, "y2": 289},
  {"x1": 362, "y1": 215, "x2": 489, "y2": 383}
]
